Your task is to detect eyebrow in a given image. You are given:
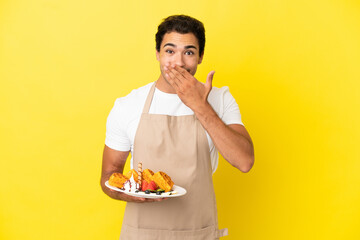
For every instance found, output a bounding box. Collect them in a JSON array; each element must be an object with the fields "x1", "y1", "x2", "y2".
[{"x1": 163, "y1": 43, "x2": 197, "y2": 50}]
